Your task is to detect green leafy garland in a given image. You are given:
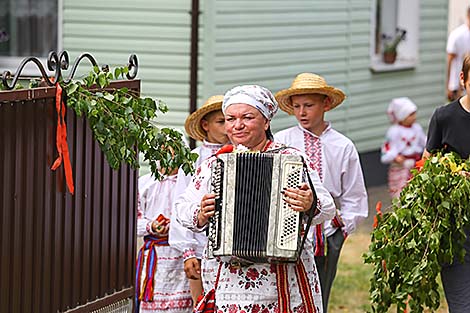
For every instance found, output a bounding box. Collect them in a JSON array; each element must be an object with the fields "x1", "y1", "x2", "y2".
[
  {"x1": 364, "y1": 152, "x2": 470, "y2": 312},
  {"x1": 63, "y1": 66, "x2": 198, "y2": 179}
]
